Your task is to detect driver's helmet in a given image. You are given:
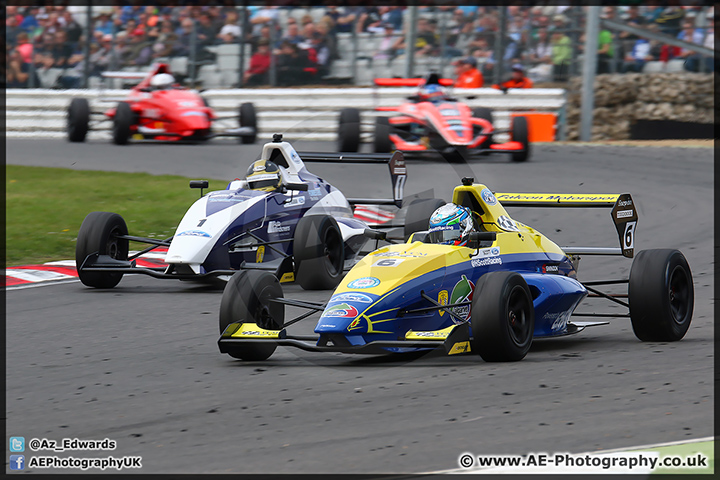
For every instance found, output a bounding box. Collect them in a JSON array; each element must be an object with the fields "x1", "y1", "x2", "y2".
[
  {"x1": 245, "y1": 159, "x2": 282, "y2": 192},
  {"x1": 427, "y1": 203, "x2": 475, "y2": 246},
  {"x1": 418, "y1": 83, "x2": 445, "y2": 102},
  {"x1": 149, "y1": 73, "x2": 175, "y2": 90}
]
